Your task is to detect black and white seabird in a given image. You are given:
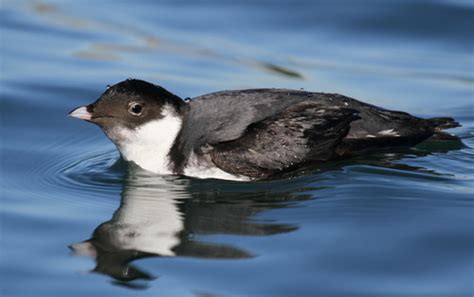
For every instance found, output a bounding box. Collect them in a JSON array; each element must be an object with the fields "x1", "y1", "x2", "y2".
[{"x1": 69, "y1": 79, "x2": 460, "y2": 181}]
